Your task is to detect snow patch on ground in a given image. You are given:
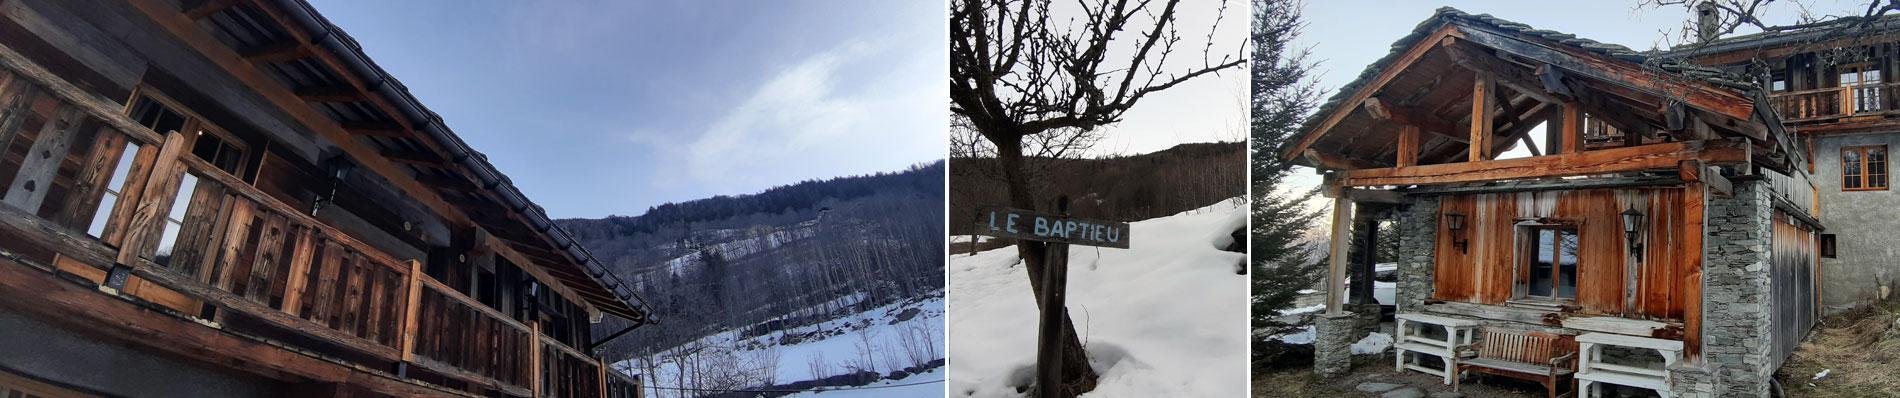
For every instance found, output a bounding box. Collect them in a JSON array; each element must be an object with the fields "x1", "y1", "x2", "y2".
[
  {"x1": 1352, "y1": 332, "x2": 1393, "y2": 355},
  {"x1": 619, "y1": 294, "x2": 944, "y2": 397},
  {"x1": 948, "y1": 199, "x2": 1248, "y2": 397}
]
